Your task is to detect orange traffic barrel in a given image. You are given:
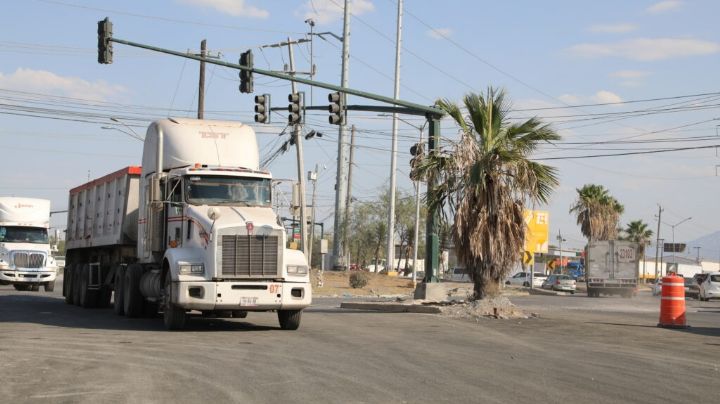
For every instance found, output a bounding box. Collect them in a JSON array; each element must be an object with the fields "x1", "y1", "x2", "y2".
[{"x1": 658, "y1": 275, "x2": 688, "y2": 328}]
